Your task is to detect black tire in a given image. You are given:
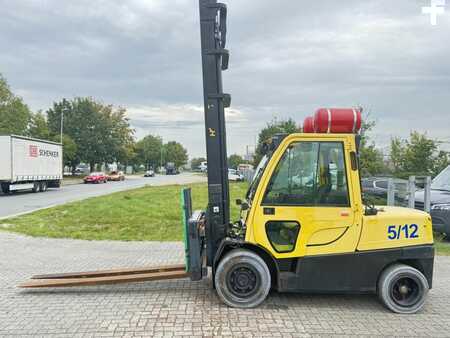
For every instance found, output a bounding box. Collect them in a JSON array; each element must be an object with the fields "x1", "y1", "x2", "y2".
[
  {"x1": 39, "y1": 181, "x2": 48, "y2": 192},
  {"x1": 215, "y1": 249, "x2": 271, "y2": 308},
  {"x1": 32, "y1": 182, "x2": 39, "y2": 193},
  {"x1": 378, "y1": 264, "x2": 429, "y2": 314},
  {"x1": 1, "y1": 183, "x2": 10, "y2": 194}
]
